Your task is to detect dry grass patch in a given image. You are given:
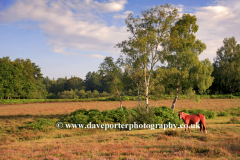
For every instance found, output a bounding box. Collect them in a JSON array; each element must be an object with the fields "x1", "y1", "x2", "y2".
[
  {"x1": 1, "y1": 124, "x2": 239, "y2": 159},
  {"x1": 0, "y1": 100, "x2": 239, "y2": 159},
  {"x1": 1, "y1": 99, "x2": 239, "y2": 117}
]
